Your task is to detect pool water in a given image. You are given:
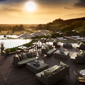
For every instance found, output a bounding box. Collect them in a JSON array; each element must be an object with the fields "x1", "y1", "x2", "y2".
[{"x1": 0, "y1": 39, "x2": 31, "y2": 49}]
